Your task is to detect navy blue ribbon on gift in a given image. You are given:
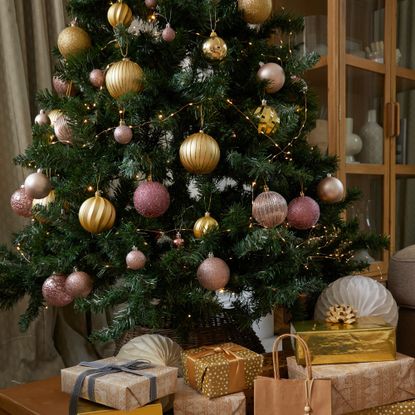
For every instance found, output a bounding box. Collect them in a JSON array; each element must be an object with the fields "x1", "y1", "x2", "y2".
[{"x1": 68, "y1": 359, "x2": 156, "y2": 415}]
